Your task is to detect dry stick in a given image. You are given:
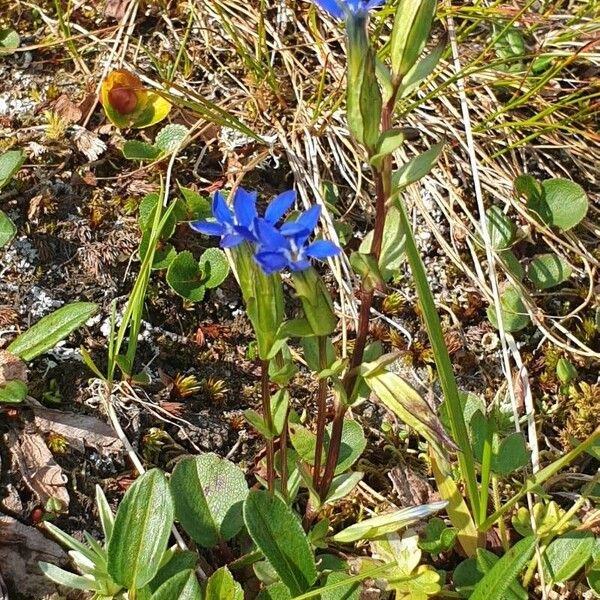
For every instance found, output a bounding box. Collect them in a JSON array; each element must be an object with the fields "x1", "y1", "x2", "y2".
[{"x1": 261, "y1": 360, "x2": 275, "y2": 494}]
